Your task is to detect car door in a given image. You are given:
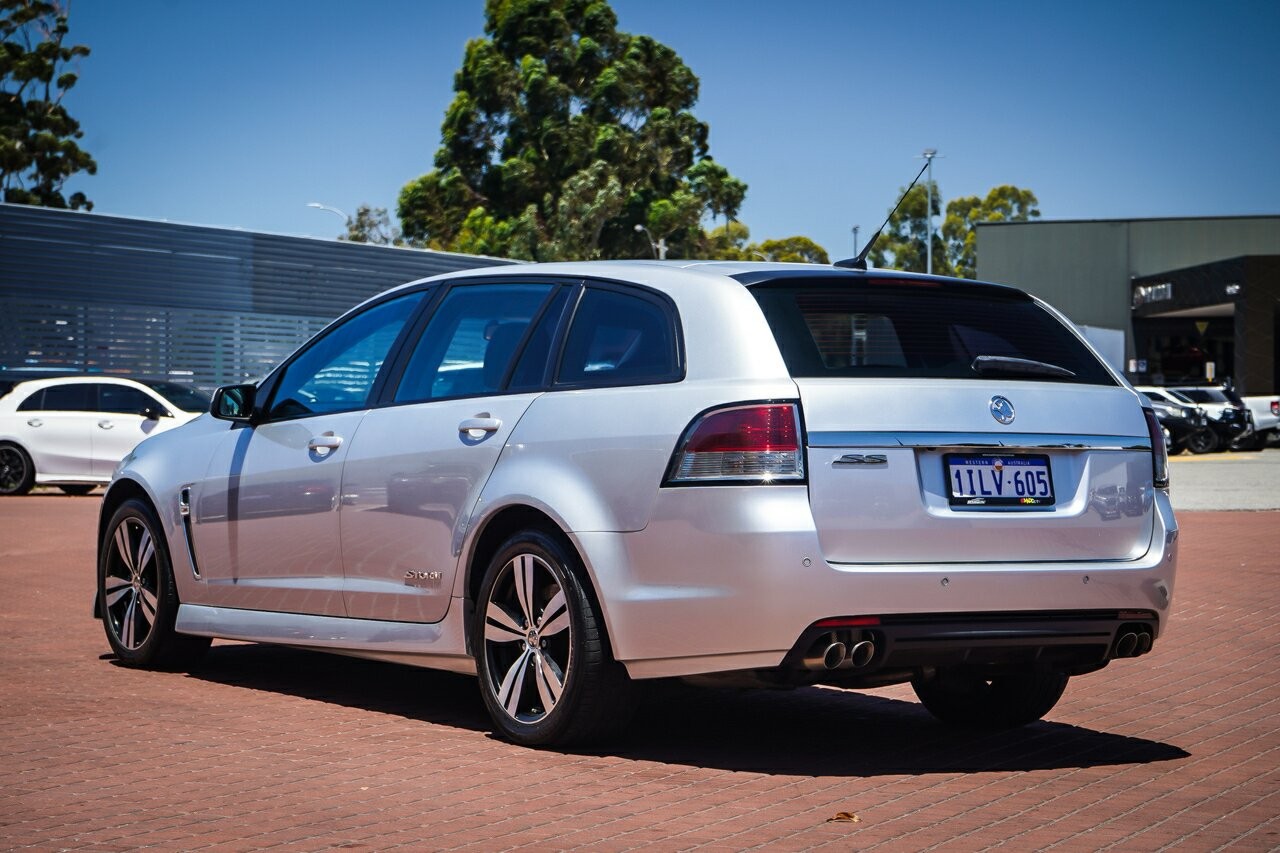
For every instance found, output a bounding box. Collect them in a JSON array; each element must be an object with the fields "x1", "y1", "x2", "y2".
[
  {"x1": 91, "y1": 383, "x2": 175, "y2": 477},
  {"x1": 339, "y1": 281, "x2": 564, "y2": 623},
  {"x1": 14, "y1": 382, "x2": 97, "y2": 479},
  {"x1": 189, "y1": 291, "x2": 427, "y2": 617}
]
